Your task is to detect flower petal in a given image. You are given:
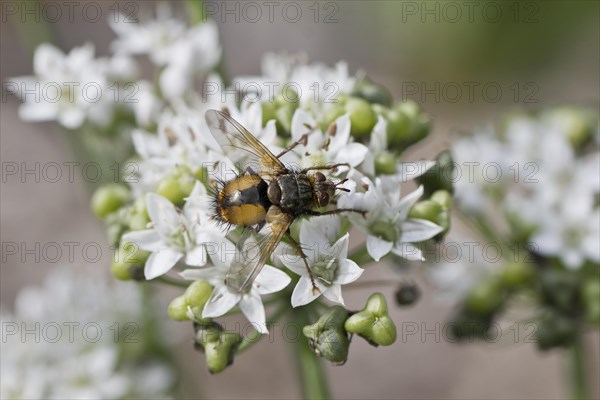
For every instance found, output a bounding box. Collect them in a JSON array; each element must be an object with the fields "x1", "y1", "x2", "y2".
[
  {"x1": 323, "y1": 284, "x2": 344, "y2": 305},
  {"x1": 334, "y1": 142, "x2": 368, "y2": 167},
  {"x1": 279, "y1": 252, "x2": 309, "y2": 276},
  {"x1": 239, "y1": 293, "x2": 268, "y2": 334},
  {"x1": 202, "y1": 285, "x2": 241, "y2": 318},
  {"x1": 391, "y1": 243, "x2": 424, "y2": 261},
  {"x1": 184, "y1": 245, "x2": 207, "y2": 267},
  {"x1": 335, "y1": 259, "x2": 363, "y2": 285},
  {"x1": 253, "y1": 265, "x2": 291, "y2": 295},
  {"x1": 291, "y1": 277, "x2": 323, "y2": 307},
  {"x1": 146, "y1": 193, "x2": 180, "y2": 236},
  {"x1": 398, "y1": 185, "x2": 424, "y2": 220},
  {"x1": 180, "y1": 267, "x2": 218, "y2": 281},
  {"x1": 144, "y1": 248, "x2": 183, "y2": 279},
  {"x1": 367, "y1": 236, "x2": 393, "y2": 262},
  {"x1": 400, "y1": 219, "x2": 443, "y2": 243},
  {"x1": 122, "y1": 229, "x2": 162, "y2": 252}
]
